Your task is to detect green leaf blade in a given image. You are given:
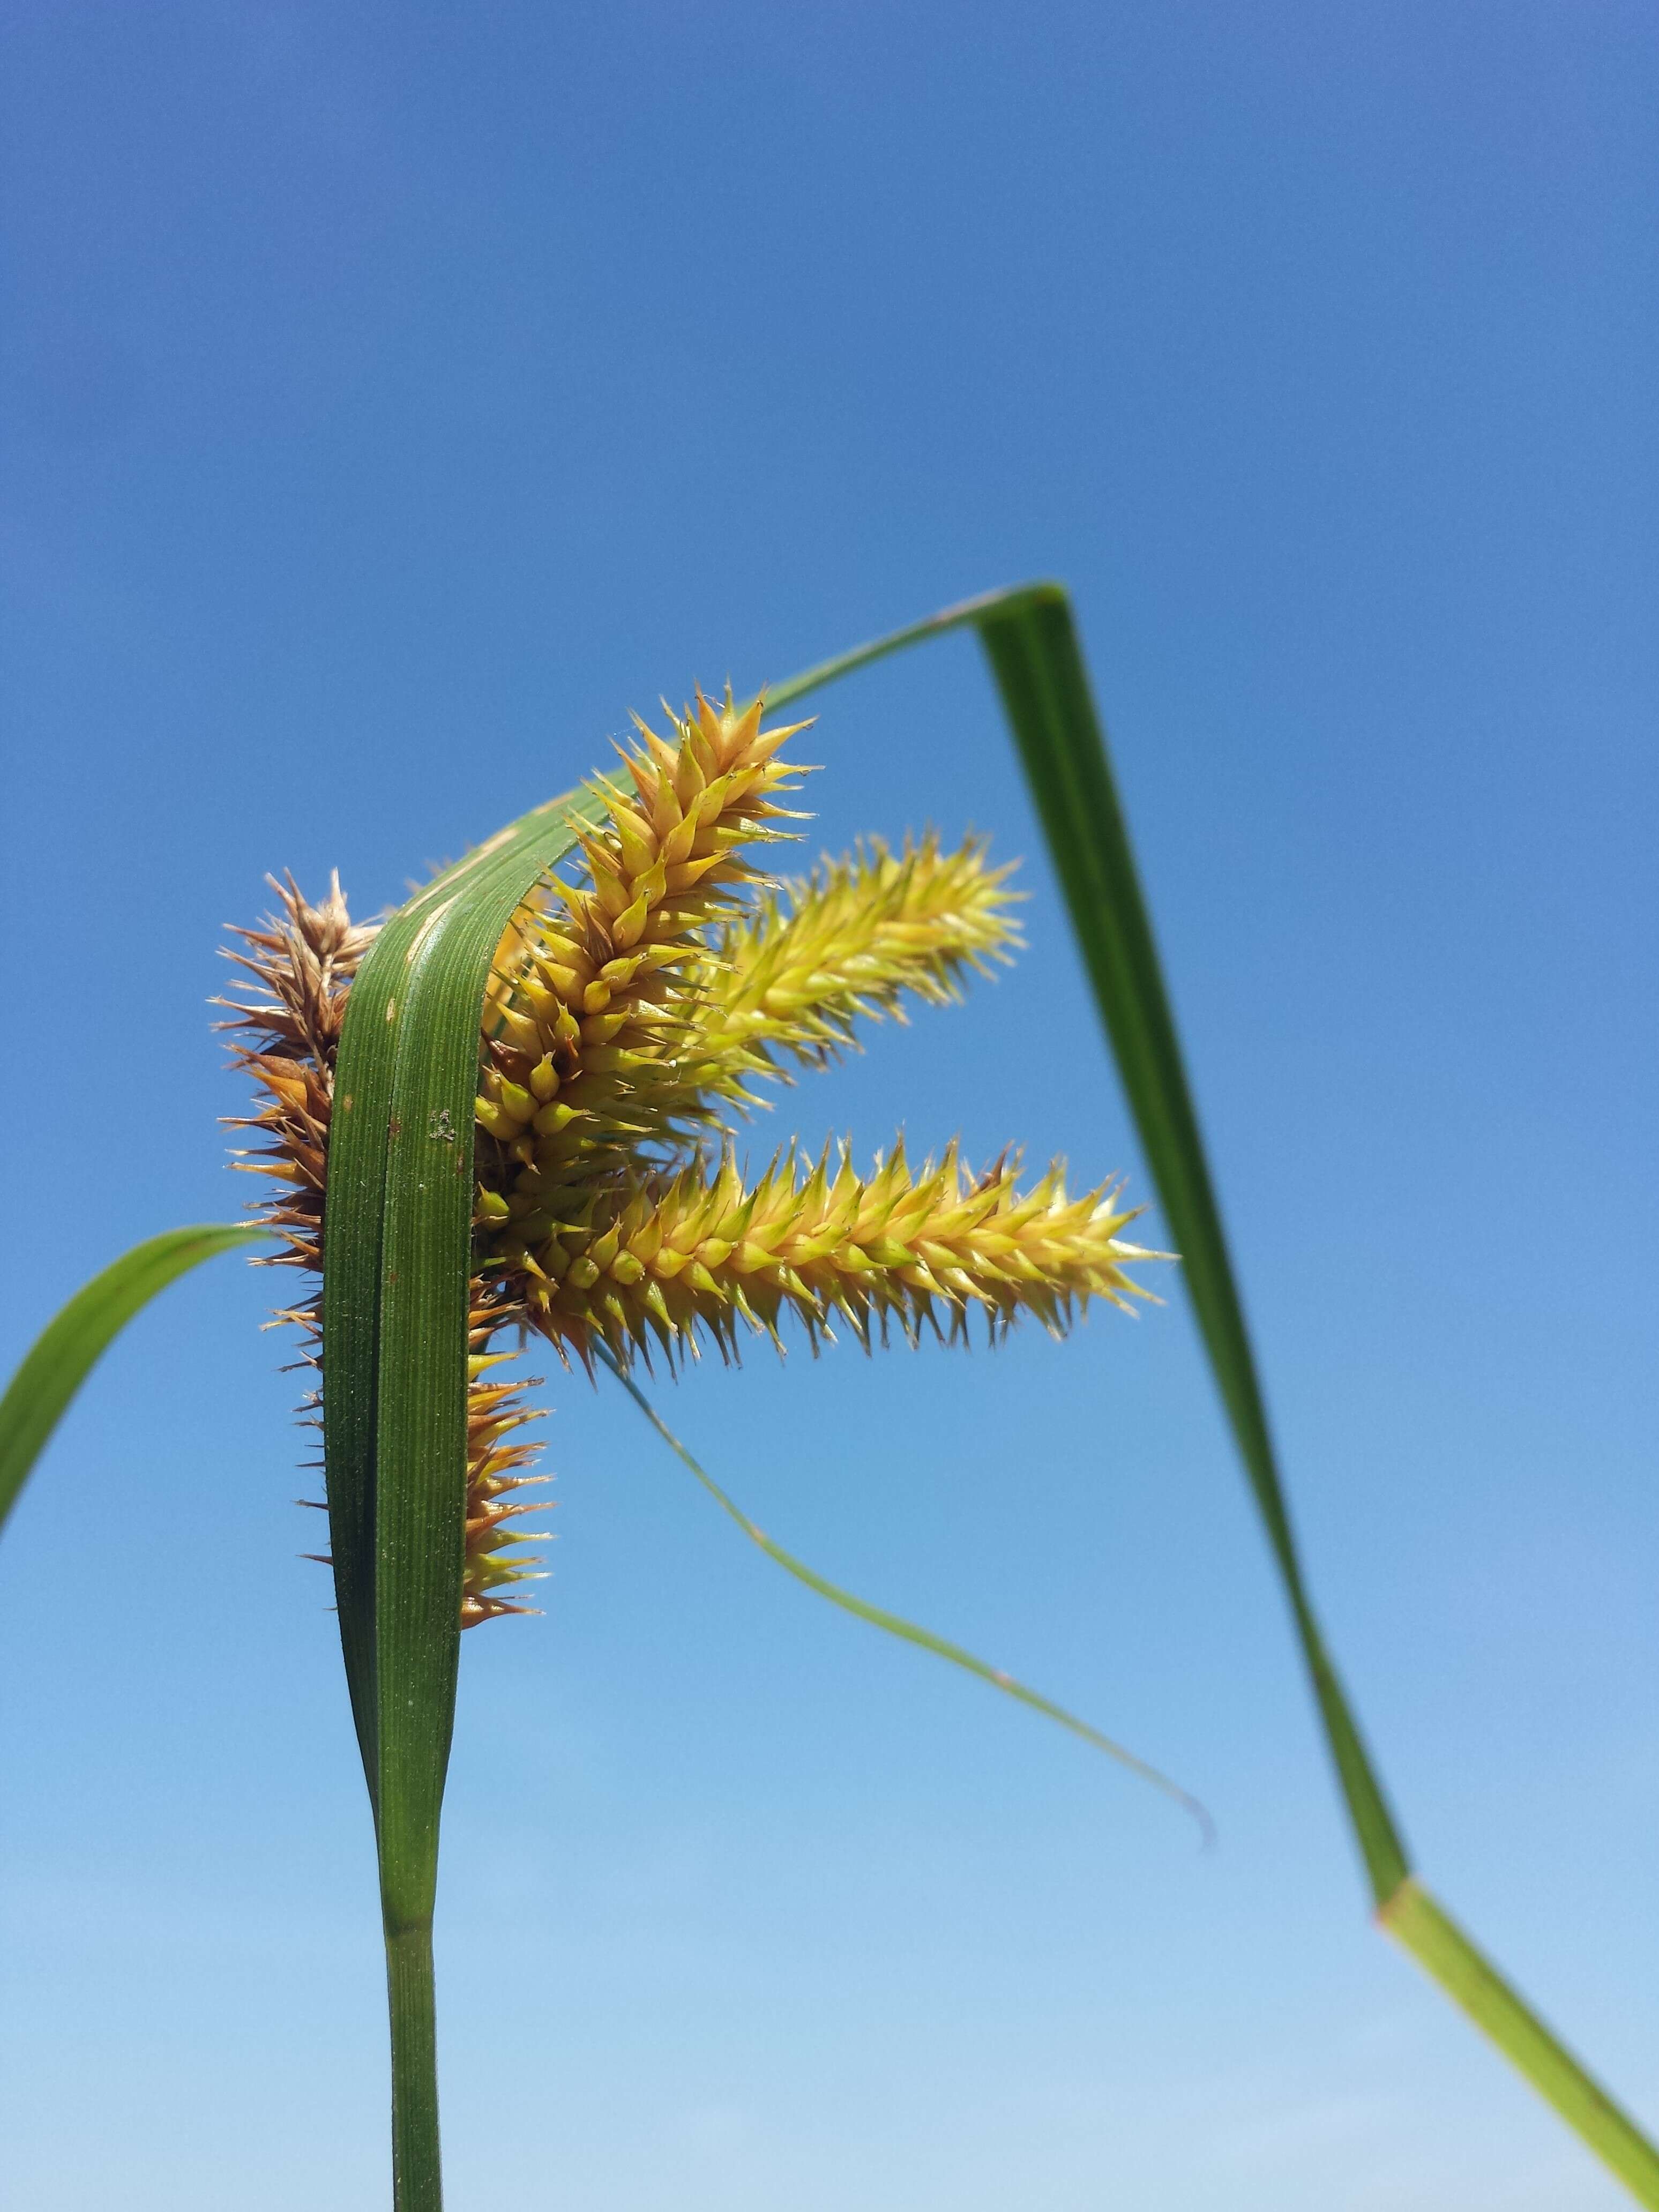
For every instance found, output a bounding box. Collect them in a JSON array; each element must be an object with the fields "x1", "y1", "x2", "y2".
[
  {"x1": 1385, "y1": 1882, "x2": 1659, "y2": 2204},
  {"x1": 767, "y1": 582, "x2": 1659, "y2": 2203},
  {"x1": 325, "y1": 899, "x2": 430, "y2": 1800},
  {"x1": 973, "y1": 591, "x2": 1413, "y2": 1902},
  {"x1": 0, "y1": 1224, "x2": 265, "y2": 1538},
  {"x1": 324, "y1": 783, "x2": 613, "y2": 1810},
  {"x1": 325, "y1": 783, "x2": 608, "y2": 2210}
]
